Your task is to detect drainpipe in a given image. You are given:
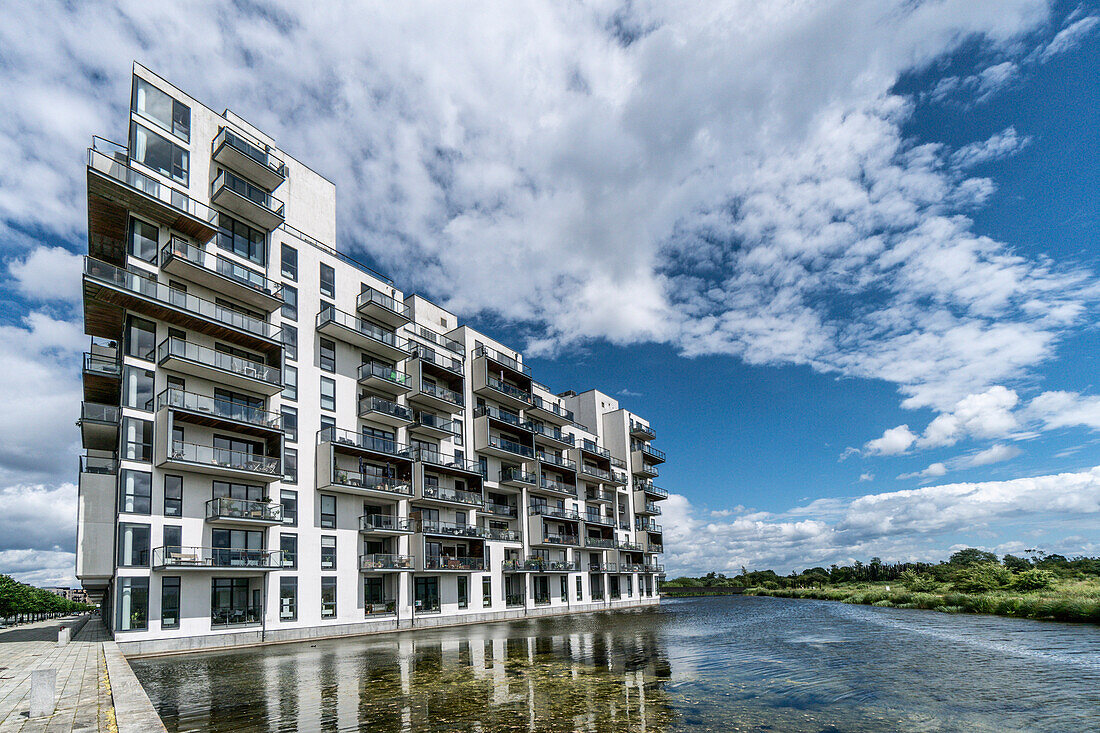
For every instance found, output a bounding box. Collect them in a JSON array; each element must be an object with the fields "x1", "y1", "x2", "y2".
[{"x1": 261, "y1": 573, "x2": 268, "y2": 643}]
